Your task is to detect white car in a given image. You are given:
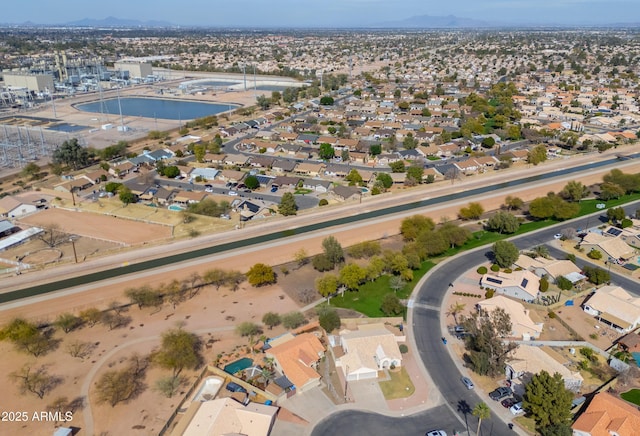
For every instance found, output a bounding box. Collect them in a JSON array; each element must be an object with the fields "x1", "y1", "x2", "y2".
[
  {"x1": 510, "y1": 402, "x2": 525, "y2": 415},
  {"x1": 228, "y1": 191, "x2": 238, "y2": 196},
  {"x1": 553, "y1": 233, "x2": 562, "y2": 239},
  {"x1": 426, "y1": 431, "x2": 447, "y2": 436}
]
